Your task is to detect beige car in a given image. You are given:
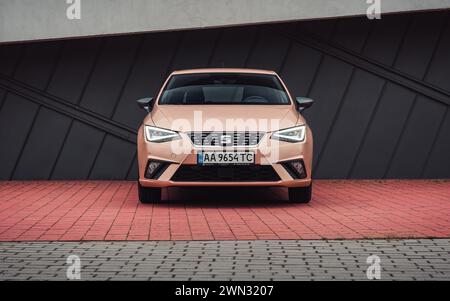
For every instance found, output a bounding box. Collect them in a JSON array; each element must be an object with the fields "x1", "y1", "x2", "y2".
[{"x1": 136, "y1": 68, "x2": 313, "y2": 203}]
